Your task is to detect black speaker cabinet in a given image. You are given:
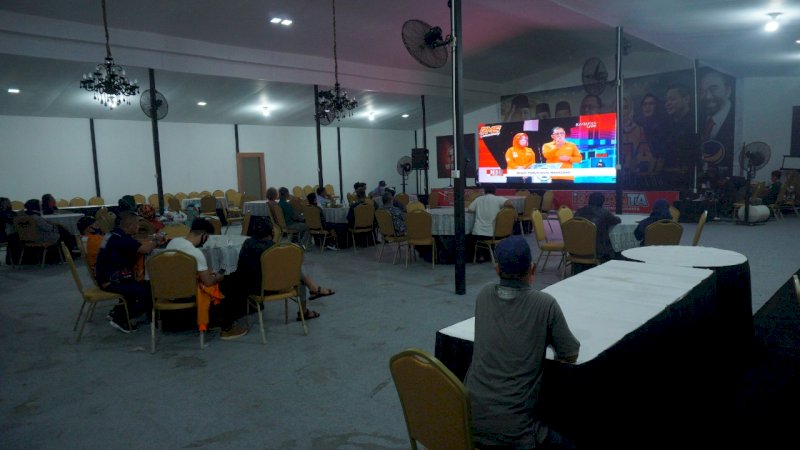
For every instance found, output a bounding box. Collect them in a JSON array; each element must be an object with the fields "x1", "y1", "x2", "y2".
[{"x1": 412, "y1": 148, "x2": 429, "y2": 169}]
